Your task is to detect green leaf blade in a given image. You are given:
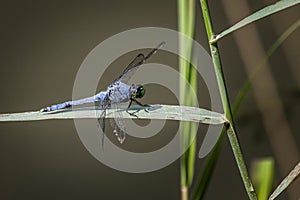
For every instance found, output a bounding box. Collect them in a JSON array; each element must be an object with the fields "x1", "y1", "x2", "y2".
[
  {"x1": 251, "y1": 158, "x2": 275, "y2": 200},
  {"x1": 212, "y1": 0, "x2": 300, "y2": 42}
]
